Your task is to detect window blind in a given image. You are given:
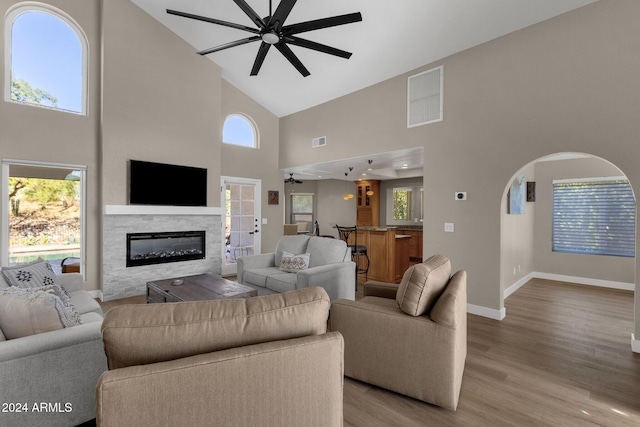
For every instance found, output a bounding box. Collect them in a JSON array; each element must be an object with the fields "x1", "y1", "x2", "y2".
[{"x1": 552, "y1": 180, "x2": 635, "y2": 257}]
